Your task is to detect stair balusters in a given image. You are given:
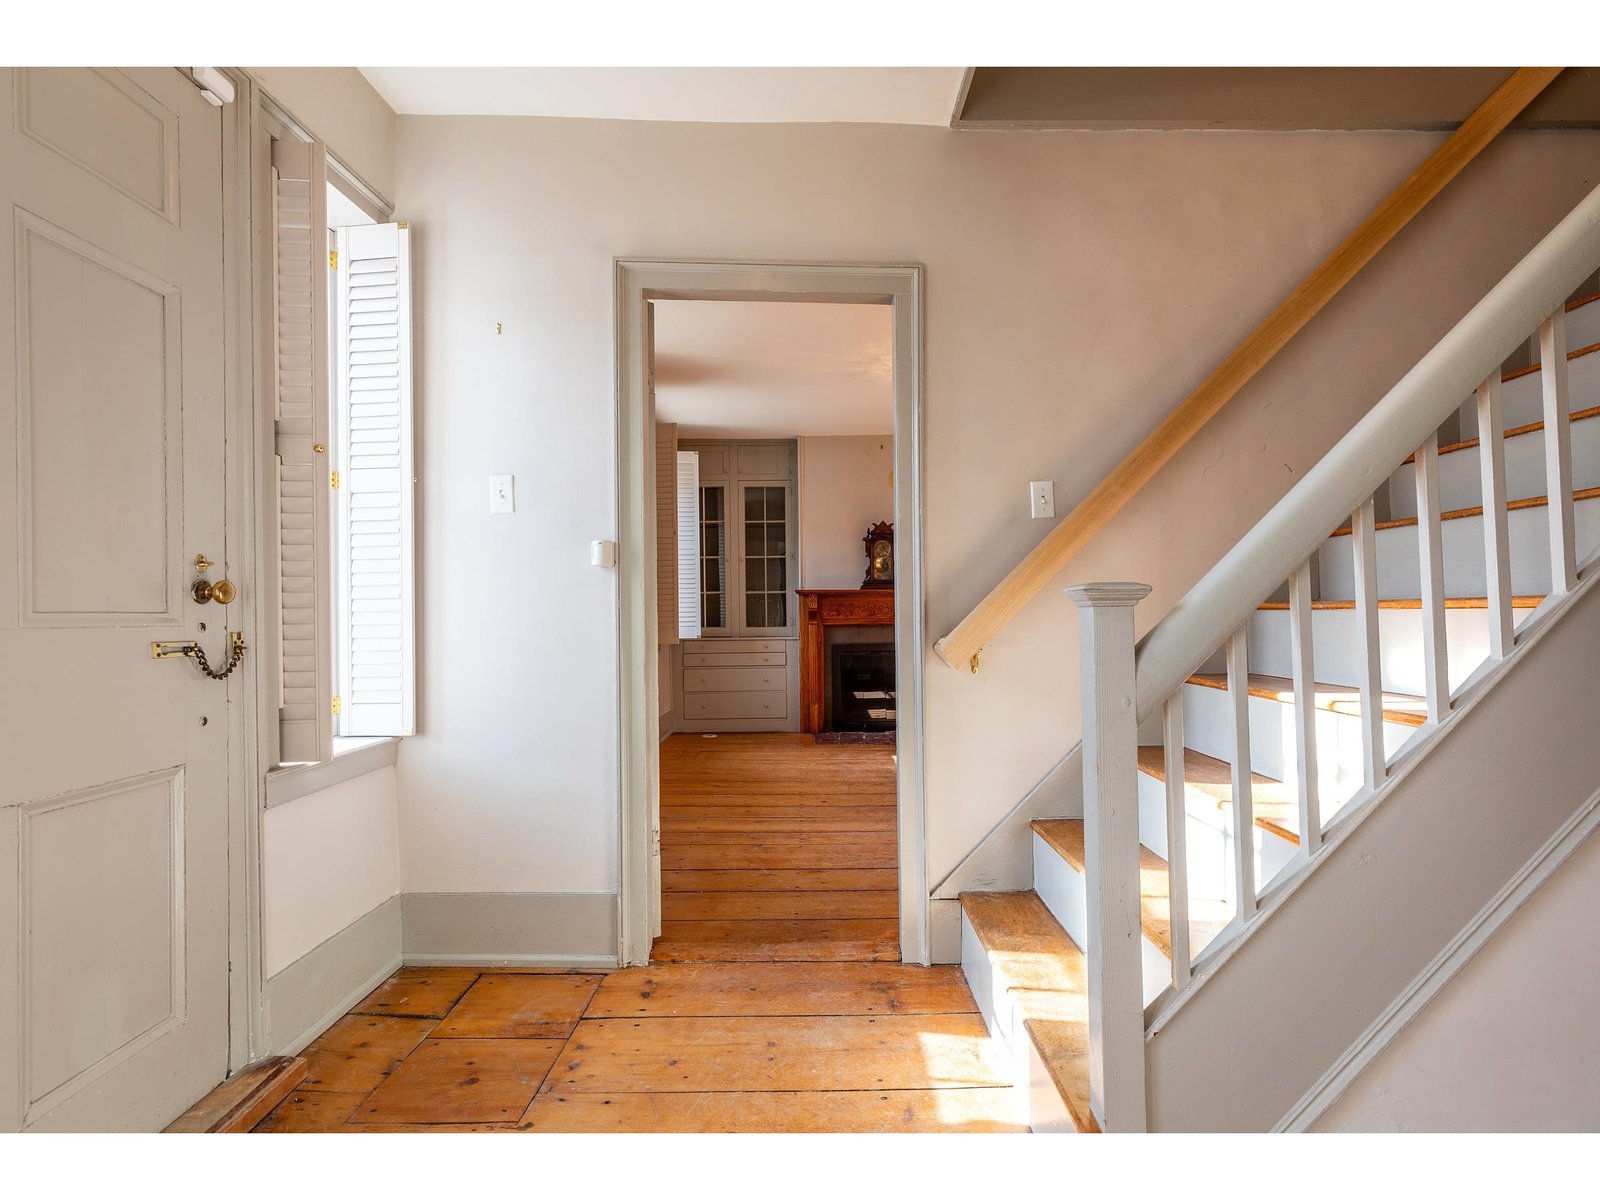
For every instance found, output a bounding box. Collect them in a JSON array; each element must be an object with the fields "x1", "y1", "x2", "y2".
[
  {"x1": 1414, "y1": 433, "x2": 1451, "y2": 723},
  {"x1": 1540, "y1": 306, "x2": 1578, "y2": 595},
  {"x1": 1288, "y1": 558, "x2": 1322, "y2": 857},
  {"x1": 1477, "y1": 374, "x2": 1515, "y2": 658}
]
